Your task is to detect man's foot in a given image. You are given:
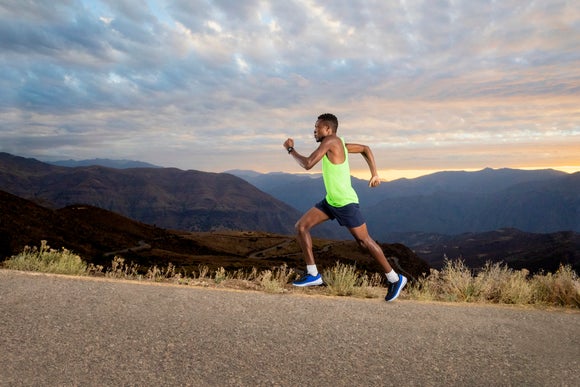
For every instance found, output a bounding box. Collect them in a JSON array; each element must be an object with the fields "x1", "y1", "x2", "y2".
[
  {"x1": 385, "y1": 274, "x2": 407, "y2": 302},
  {"x1": 292, "y1": 273, "x2": 323, "y2": 287}
]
